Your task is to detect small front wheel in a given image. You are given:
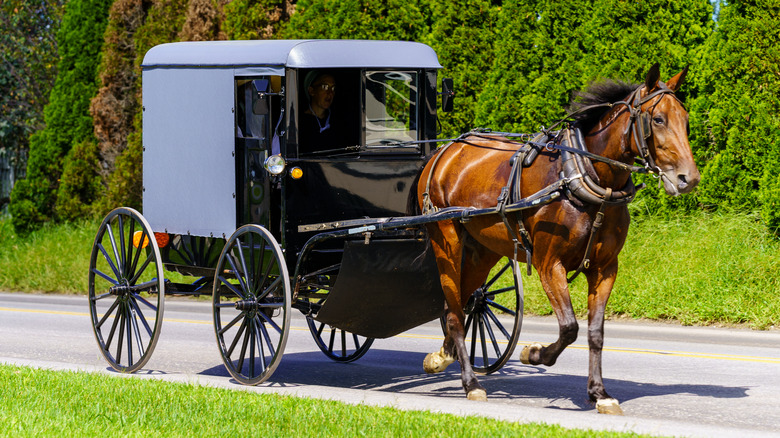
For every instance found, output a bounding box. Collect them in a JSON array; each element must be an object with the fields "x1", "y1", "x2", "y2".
[{"x1": 213, "y1": 225, "x2": 291, "y2": 385}]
